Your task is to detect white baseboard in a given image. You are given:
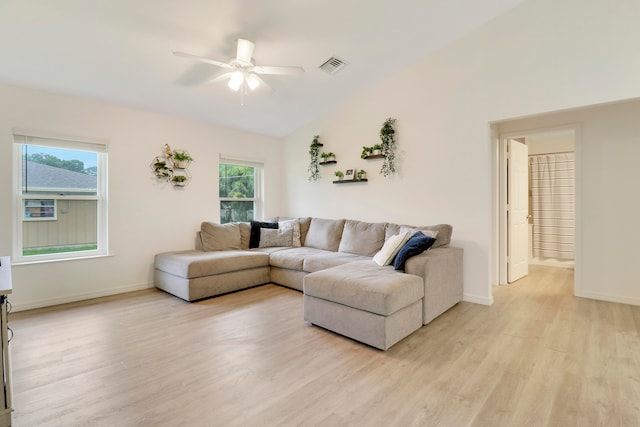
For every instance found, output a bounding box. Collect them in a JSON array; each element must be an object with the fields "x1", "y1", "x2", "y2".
[
  {"x1": 11, "y1": 282, "x2": 154, "y2": 312},
  {"x1": 463, "y1": 293, "x2": 494, "y2": 306},
  {"x1": 575, "y1": 290, "x2": 640, "y2": 307}
]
